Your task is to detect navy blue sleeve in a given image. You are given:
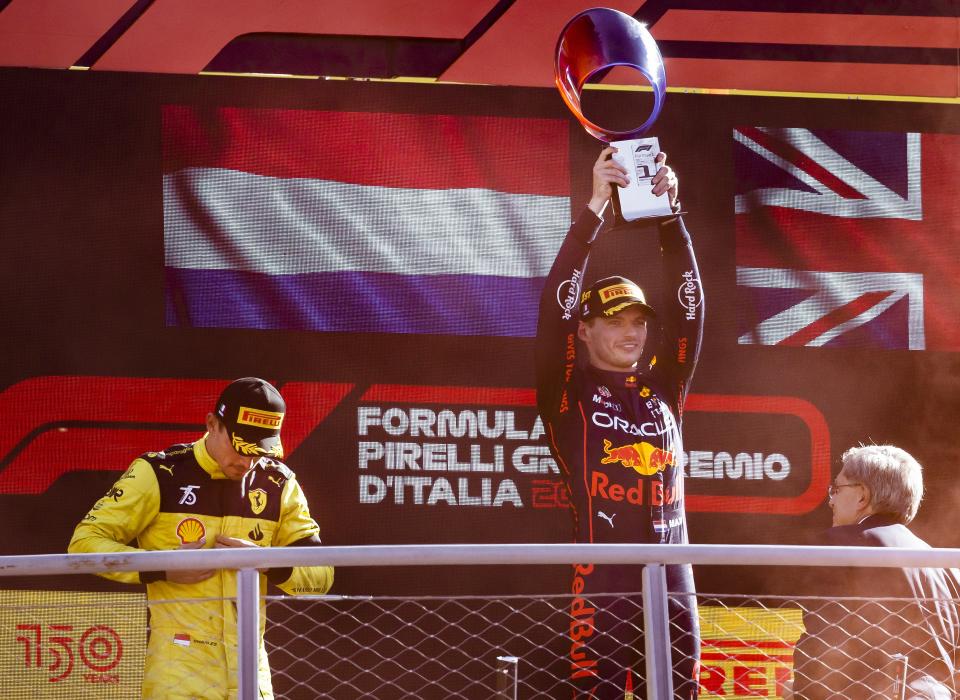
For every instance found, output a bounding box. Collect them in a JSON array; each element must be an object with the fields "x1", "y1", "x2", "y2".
[
  {"x1": 535, "y1": 207, "x2": 603, "y2": 422},
  {"x1": 650, "y1": 215, "x2": 704, "y2": 412}
]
